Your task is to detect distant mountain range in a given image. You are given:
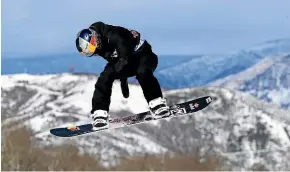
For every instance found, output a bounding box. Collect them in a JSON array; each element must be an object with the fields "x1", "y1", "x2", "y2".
[
  {"x1": 209, "y1": 53, "x2": 290, "y2": 109},
  {"x1": 156, "y1": 39, "x2": 290, "y2": 89},
  {"x1": 1, "y1": 53, "x2": 195, "y2": 76},
  {"x1": 2, "y1": 38, "x2": 290, "y2": 109},
  {"x1": 2, "y1": 39, "x2": 290, "y2": 88}
]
